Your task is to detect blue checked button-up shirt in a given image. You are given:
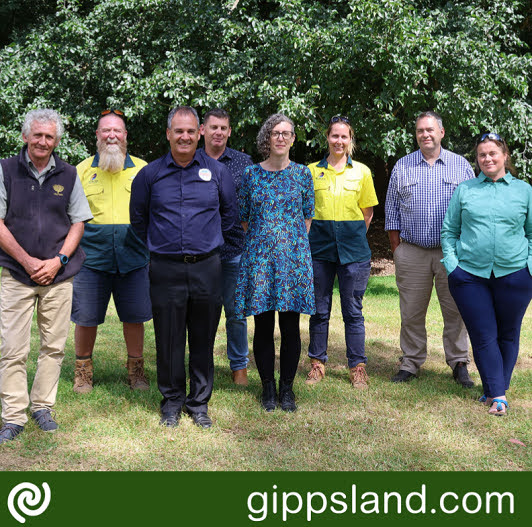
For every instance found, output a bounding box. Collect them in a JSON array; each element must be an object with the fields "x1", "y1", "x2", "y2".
[
  {"x1": 198, "y1": 147, "x2": 252, "y2": 261},
  {"x1": 385, "y1": 148, "x2": 475, "y2": 248}
]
